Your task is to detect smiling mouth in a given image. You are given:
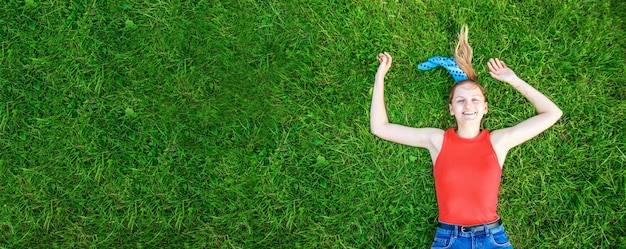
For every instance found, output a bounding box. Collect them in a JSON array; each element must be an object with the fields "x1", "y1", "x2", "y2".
[{"x1": 462, "y1": 111, "x2": 477, "y2": 115}]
